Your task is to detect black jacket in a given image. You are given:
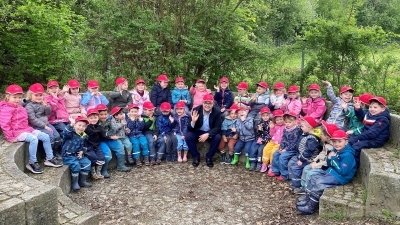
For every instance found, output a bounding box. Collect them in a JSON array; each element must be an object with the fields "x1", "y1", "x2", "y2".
[
  {"x1": 85, "y1": 123, "x2": 108, "y2": 149},
  {"x1": 188, "y1": 105, "x2": 221, "y2": 138},
  {"x1": 150, "y1": 83, "x2": 172, "y2": 107}
]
